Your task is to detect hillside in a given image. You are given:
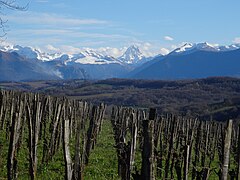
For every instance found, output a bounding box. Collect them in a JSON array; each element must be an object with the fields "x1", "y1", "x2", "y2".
[
  {"x1": 131, "y1": 49, "x2": 240, "y2": 79},
  {"x1": 1, "y1": 77, "x2": 240, "y2": 121}
]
